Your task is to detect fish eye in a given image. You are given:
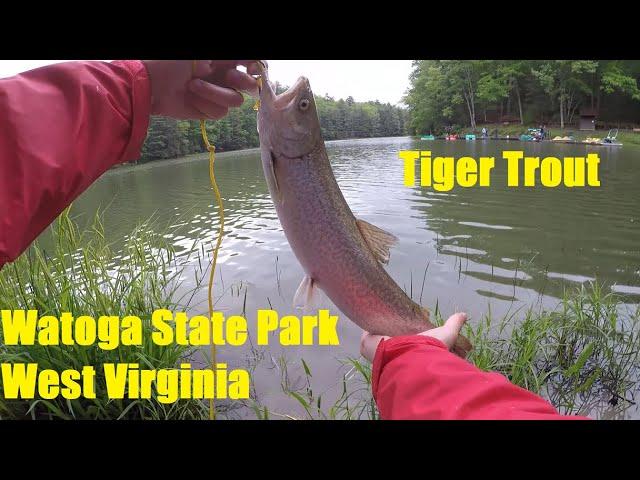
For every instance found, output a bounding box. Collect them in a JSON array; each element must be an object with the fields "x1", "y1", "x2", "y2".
[{"x1": 299, "y1": 98, "x2": 310, "y2": 111}]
